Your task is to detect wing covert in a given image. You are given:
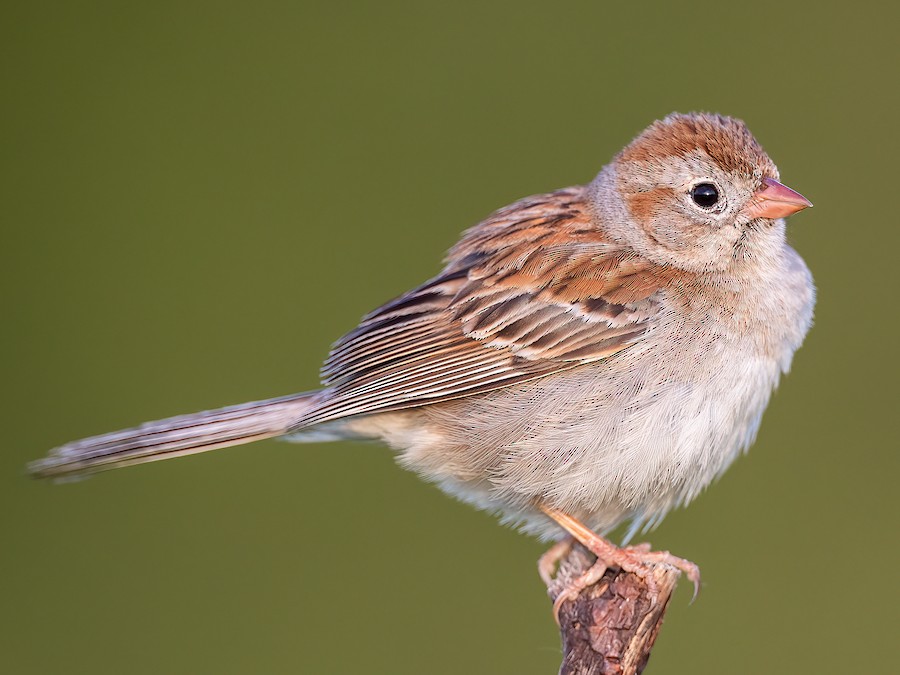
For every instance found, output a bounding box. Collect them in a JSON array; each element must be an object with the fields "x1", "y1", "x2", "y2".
[{"x1": 300, "y1": 187, "x2": 675, "y2": 425}]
